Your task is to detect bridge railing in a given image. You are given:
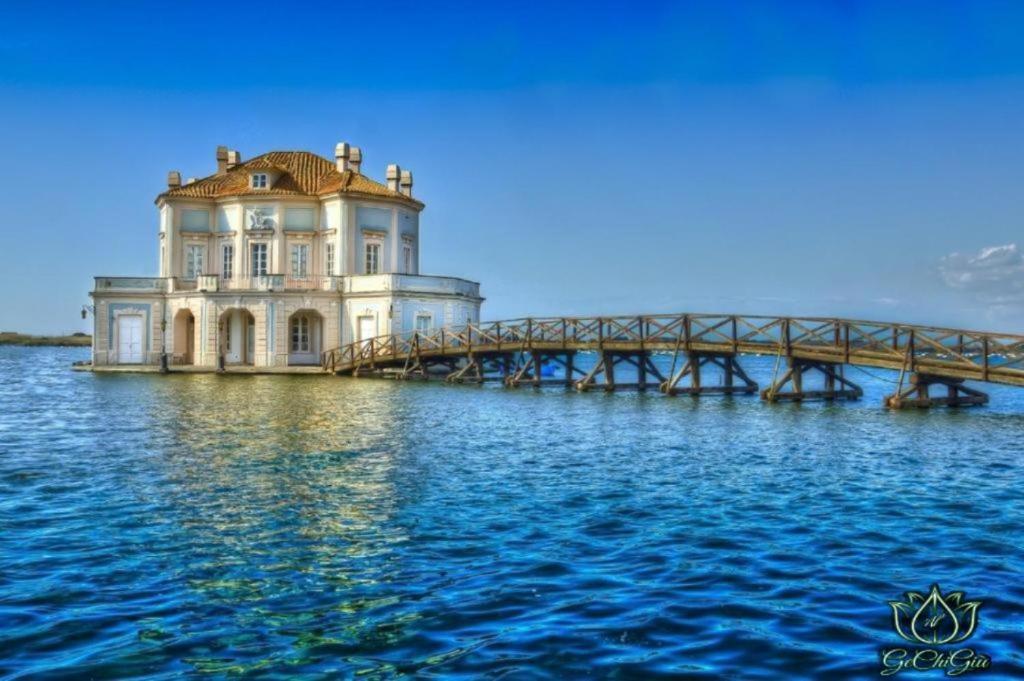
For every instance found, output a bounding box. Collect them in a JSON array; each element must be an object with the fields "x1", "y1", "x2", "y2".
[{"x1": 321, "y1": 314, "x2": 1024, "y2": 384}]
